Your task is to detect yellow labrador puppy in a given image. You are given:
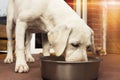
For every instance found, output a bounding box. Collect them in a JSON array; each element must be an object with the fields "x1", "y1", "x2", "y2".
[{"x1": 4, "y1": 0, "x2": 95, "y2": 73}]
